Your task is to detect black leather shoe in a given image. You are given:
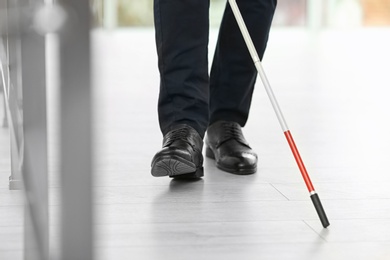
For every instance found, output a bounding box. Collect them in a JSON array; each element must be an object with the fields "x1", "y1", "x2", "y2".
[
  {"x1": 205, "y1": 121, "x2": 257, "y2": 175},
  {"x1": 151, "y1": 125, "x2": 204, "y2": 178}
]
